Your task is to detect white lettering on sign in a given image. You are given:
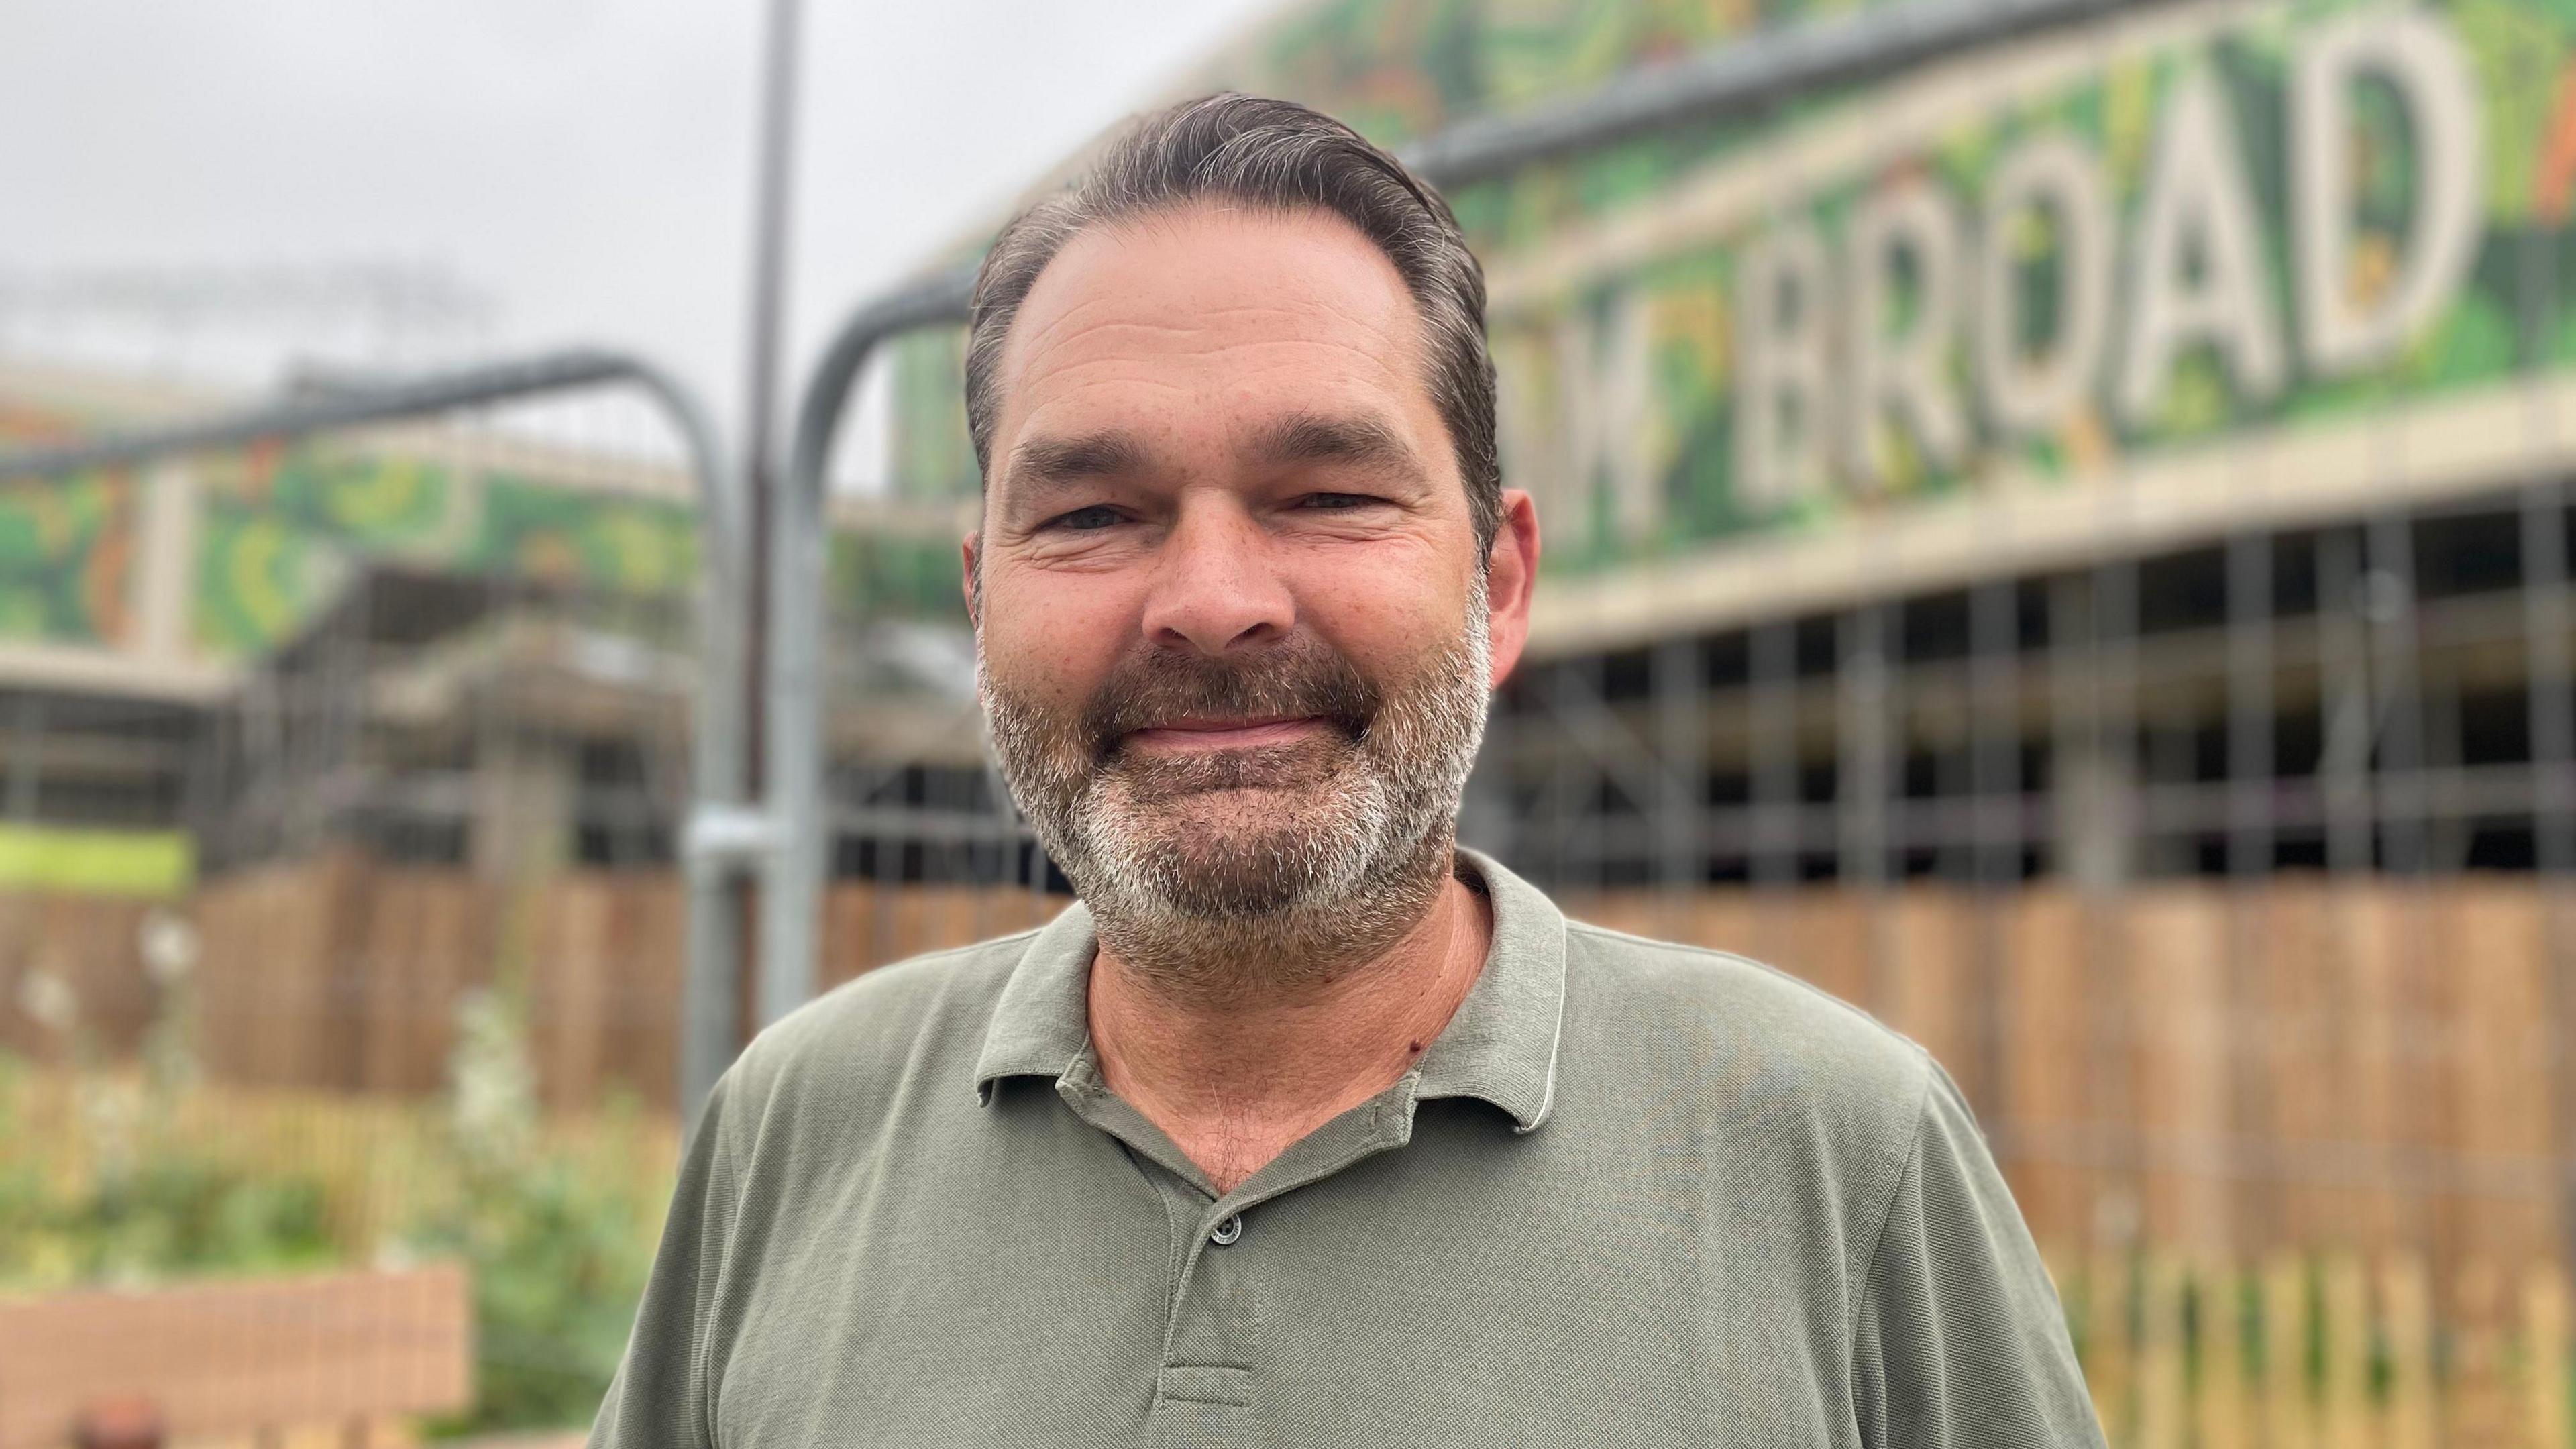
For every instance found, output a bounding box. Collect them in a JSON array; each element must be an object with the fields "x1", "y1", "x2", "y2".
[
  {"x1": 2116, "y1": 64, "x2": 2286, "y2": 425},
  {"x1": 1976, "y1": 132, "x2": 2113, "y2": 438},
  {"x1": 2292, "y1": 7, "x2": 2483, "y2": 372},
  {"x1": 1700, "y1": 5, "x2": 2491, "y2": 521},
  {"x1": 1524, "y1": 293, "x2": 1660, "y2": 553},
  {"x1": 1735, "y1": 221, "x2": 1833, "y2": 512},
  {"x1": 1844, "y1": 178, "x2": 1969, "y2": 493}
]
